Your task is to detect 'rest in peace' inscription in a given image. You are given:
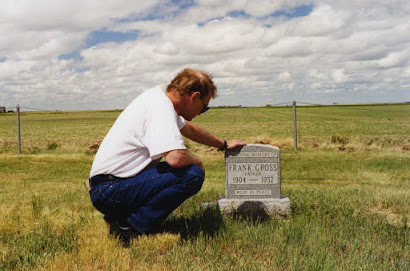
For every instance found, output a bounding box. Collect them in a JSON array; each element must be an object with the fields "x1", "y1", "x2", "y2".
[{"x1": 225, "y1": 144, "x2": 281, "y2": 199}]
